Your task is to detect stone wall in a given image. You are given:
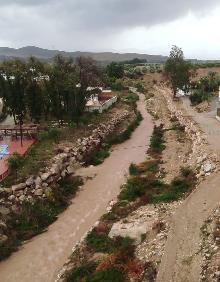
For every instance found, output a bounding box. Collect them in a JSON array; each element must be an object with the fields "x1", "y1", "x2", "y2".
[{"x1": 158, "y1": 86, "x2": 218, "y2": 178}]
